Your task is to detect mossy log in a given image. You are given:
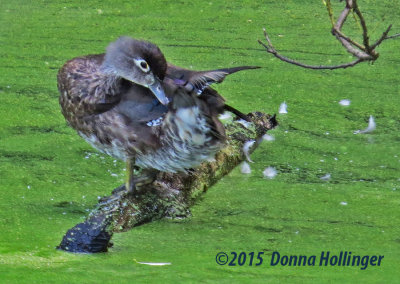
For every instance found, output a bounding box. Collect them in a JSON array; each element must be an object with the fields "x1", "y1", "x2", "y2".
[{"x1": 58, "y1": 112, "x2": 277, "y2": 253}]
